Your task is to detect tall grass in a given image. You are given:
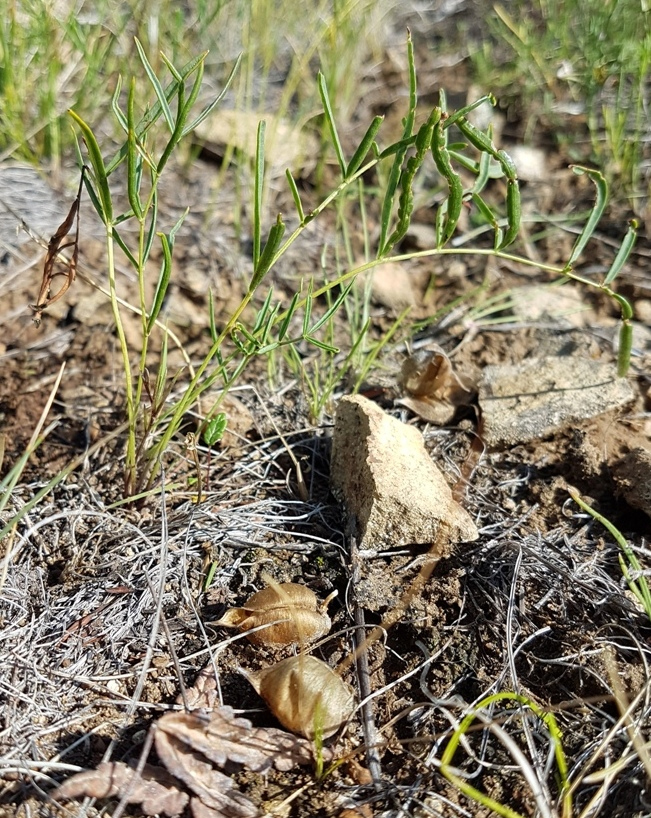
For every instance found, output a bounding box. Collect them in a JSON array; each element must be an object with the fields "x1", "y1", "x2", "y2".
[
  {"x1": 0, "y1": 0, "x2": 391, "y2": 167},
  {"x1": 471, "y1": 0, "x2": 650, "y2": 202}
]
